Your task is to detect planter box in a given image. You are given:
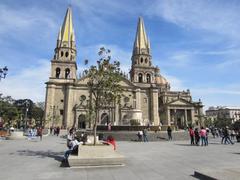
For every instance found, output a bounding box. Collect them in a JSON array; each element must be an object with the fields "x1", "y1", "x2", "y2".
[
  {"x1": 68, "y1": 144, "x2": 125, "y2": 167},
  {"x1": 7, "y1": 131, "x2": 25, "y2": 140}
]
